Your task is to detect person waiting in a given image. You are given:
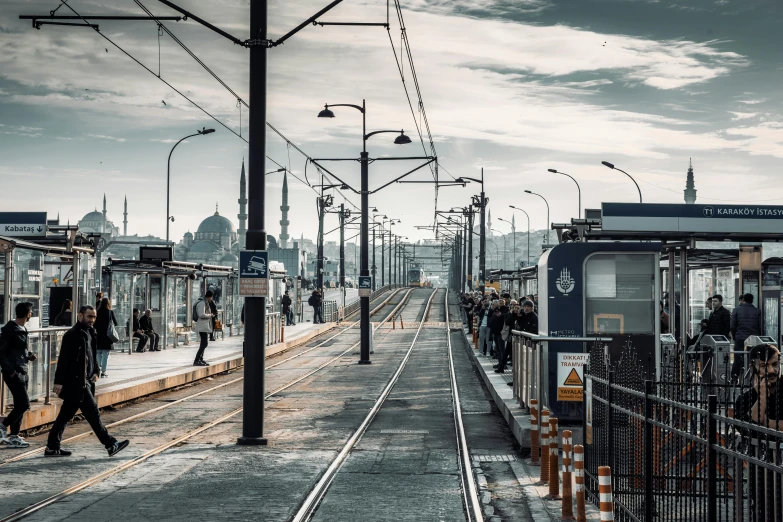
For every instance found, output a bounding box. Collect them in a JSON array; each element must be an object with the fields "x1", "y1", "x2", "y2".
[
  {"x1": 139, "y1": 310, "x2": 161, "y2": 351},
  {"x1": 128, "y1": 309, "x2": 148, "y2": 353}
]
